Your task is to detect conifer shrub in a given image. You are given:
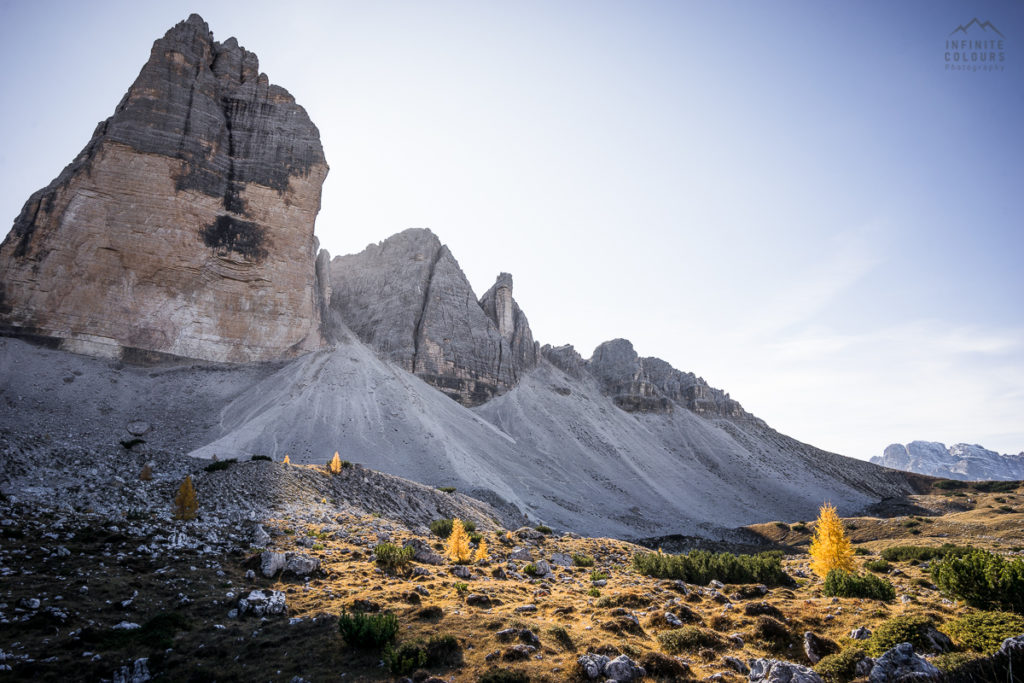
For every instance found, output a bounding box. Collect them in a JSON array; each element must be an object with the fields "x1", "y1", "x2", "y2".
[
  {"x1": 250, "y1": 455, "x2": 272, "y2": 461},
  {"x1": 119, "y1": 438, "x2": 145, "y2": 451},
  {"x1": 813, "y1": 645, "x2": 867, "y2": 682},
  {"x1": 138, "y1": 464, "x2": 153, "y2": 481},
  {"x1": 337, "y1": 610, "x2": 399, "y2": 650},
  {"x1": 572, "y1": 554, "x2": 595, "y2": 567},
  {"x1": 374, "y1": 542, "x2": 415, "y2": 573},
  {"x1": 590, "y1": 570, "x2": 609, "y2": 582},
  {"x1": 853, "y1": 547, "x2": 870, "y2": 556},
  {"x1": 945, "y1": 611, "x2": 1024, "y2": 653},
  {"x1": 881, "y1": 543, "x2": 973, "y2": 563},
  {"x1": 866, "y1": 615, "x2": 942, "y2": 657},
  {"x1": 523, "y1": 563, "x2": 540, "y2": 577},
  {"x1": 632, "y1": 549, "x2": 790, "y2": 586},
  {"x1": 438, "y1": 486, "x2": 456, "y2": 493},
  {"x1": 535, "y1": 525, "x2": 552, "y2": 534},
  {"x1": 753, "y1": 616, "x2": 793, "y2": 650},
  {"x1": 588, "y1": 587, "x2": 600, "y2": 597},
  {"x1": 933, "y1": 479, "x2": 968, "y2": 490},
  {"x1": 453, "y1": 582, "x2": 469, "y2": 595},
  {"x1": 809, "y1": 502, "x2": 855, "y2": 578},
  {"x1": 381, "y1": 634, "x2": 464, "y2": 673},
  {"x1": 430, "y1": 518, "x2": 476, "y2": 539},
  {"x1": 657, "y1": 626, "x2": 725, "y2": 653},
  {"x1": 864, "y1": 559, "x2": 891, "y2": 573},
  {"x1": 931, "y1": 549, "x2": 1024, "y2": 611},
  {"x1": 204, "y1": 458, "x2": 236, "y2": 472},
  {"x1": 823, "y1": 569, "x2": 895, "y2": 601},
  {"x1": 172, "y1": 475, "x2": 198, "y2": 520}
]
